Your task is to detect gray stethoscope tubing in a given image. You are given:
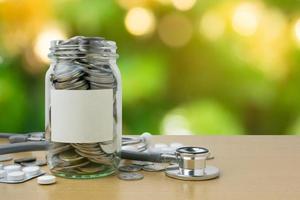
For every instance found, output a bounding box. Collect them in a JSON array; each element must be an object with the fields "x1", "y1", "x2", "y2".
[
  {"x1": 0, "y1": 132, "x2": 48, "y2": 155},
  {"x1": 121, "y1": 150, "x2": 177, "y2": 163},
  {"x1": 0, "y1": 133, "x2": 220, "y2": 181},
  {"x1": 0, "y1": 140, "x2": 171, "y2": 163},
  {"x1": 0, "y1": 141, "x2": 49, "y2": 155},
  {"x1": 0, "y1": 132, "x2": 45, "y2": 143},
  {"x1": 0, "y1": 133, "x2": 148, "y2": 155}
]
